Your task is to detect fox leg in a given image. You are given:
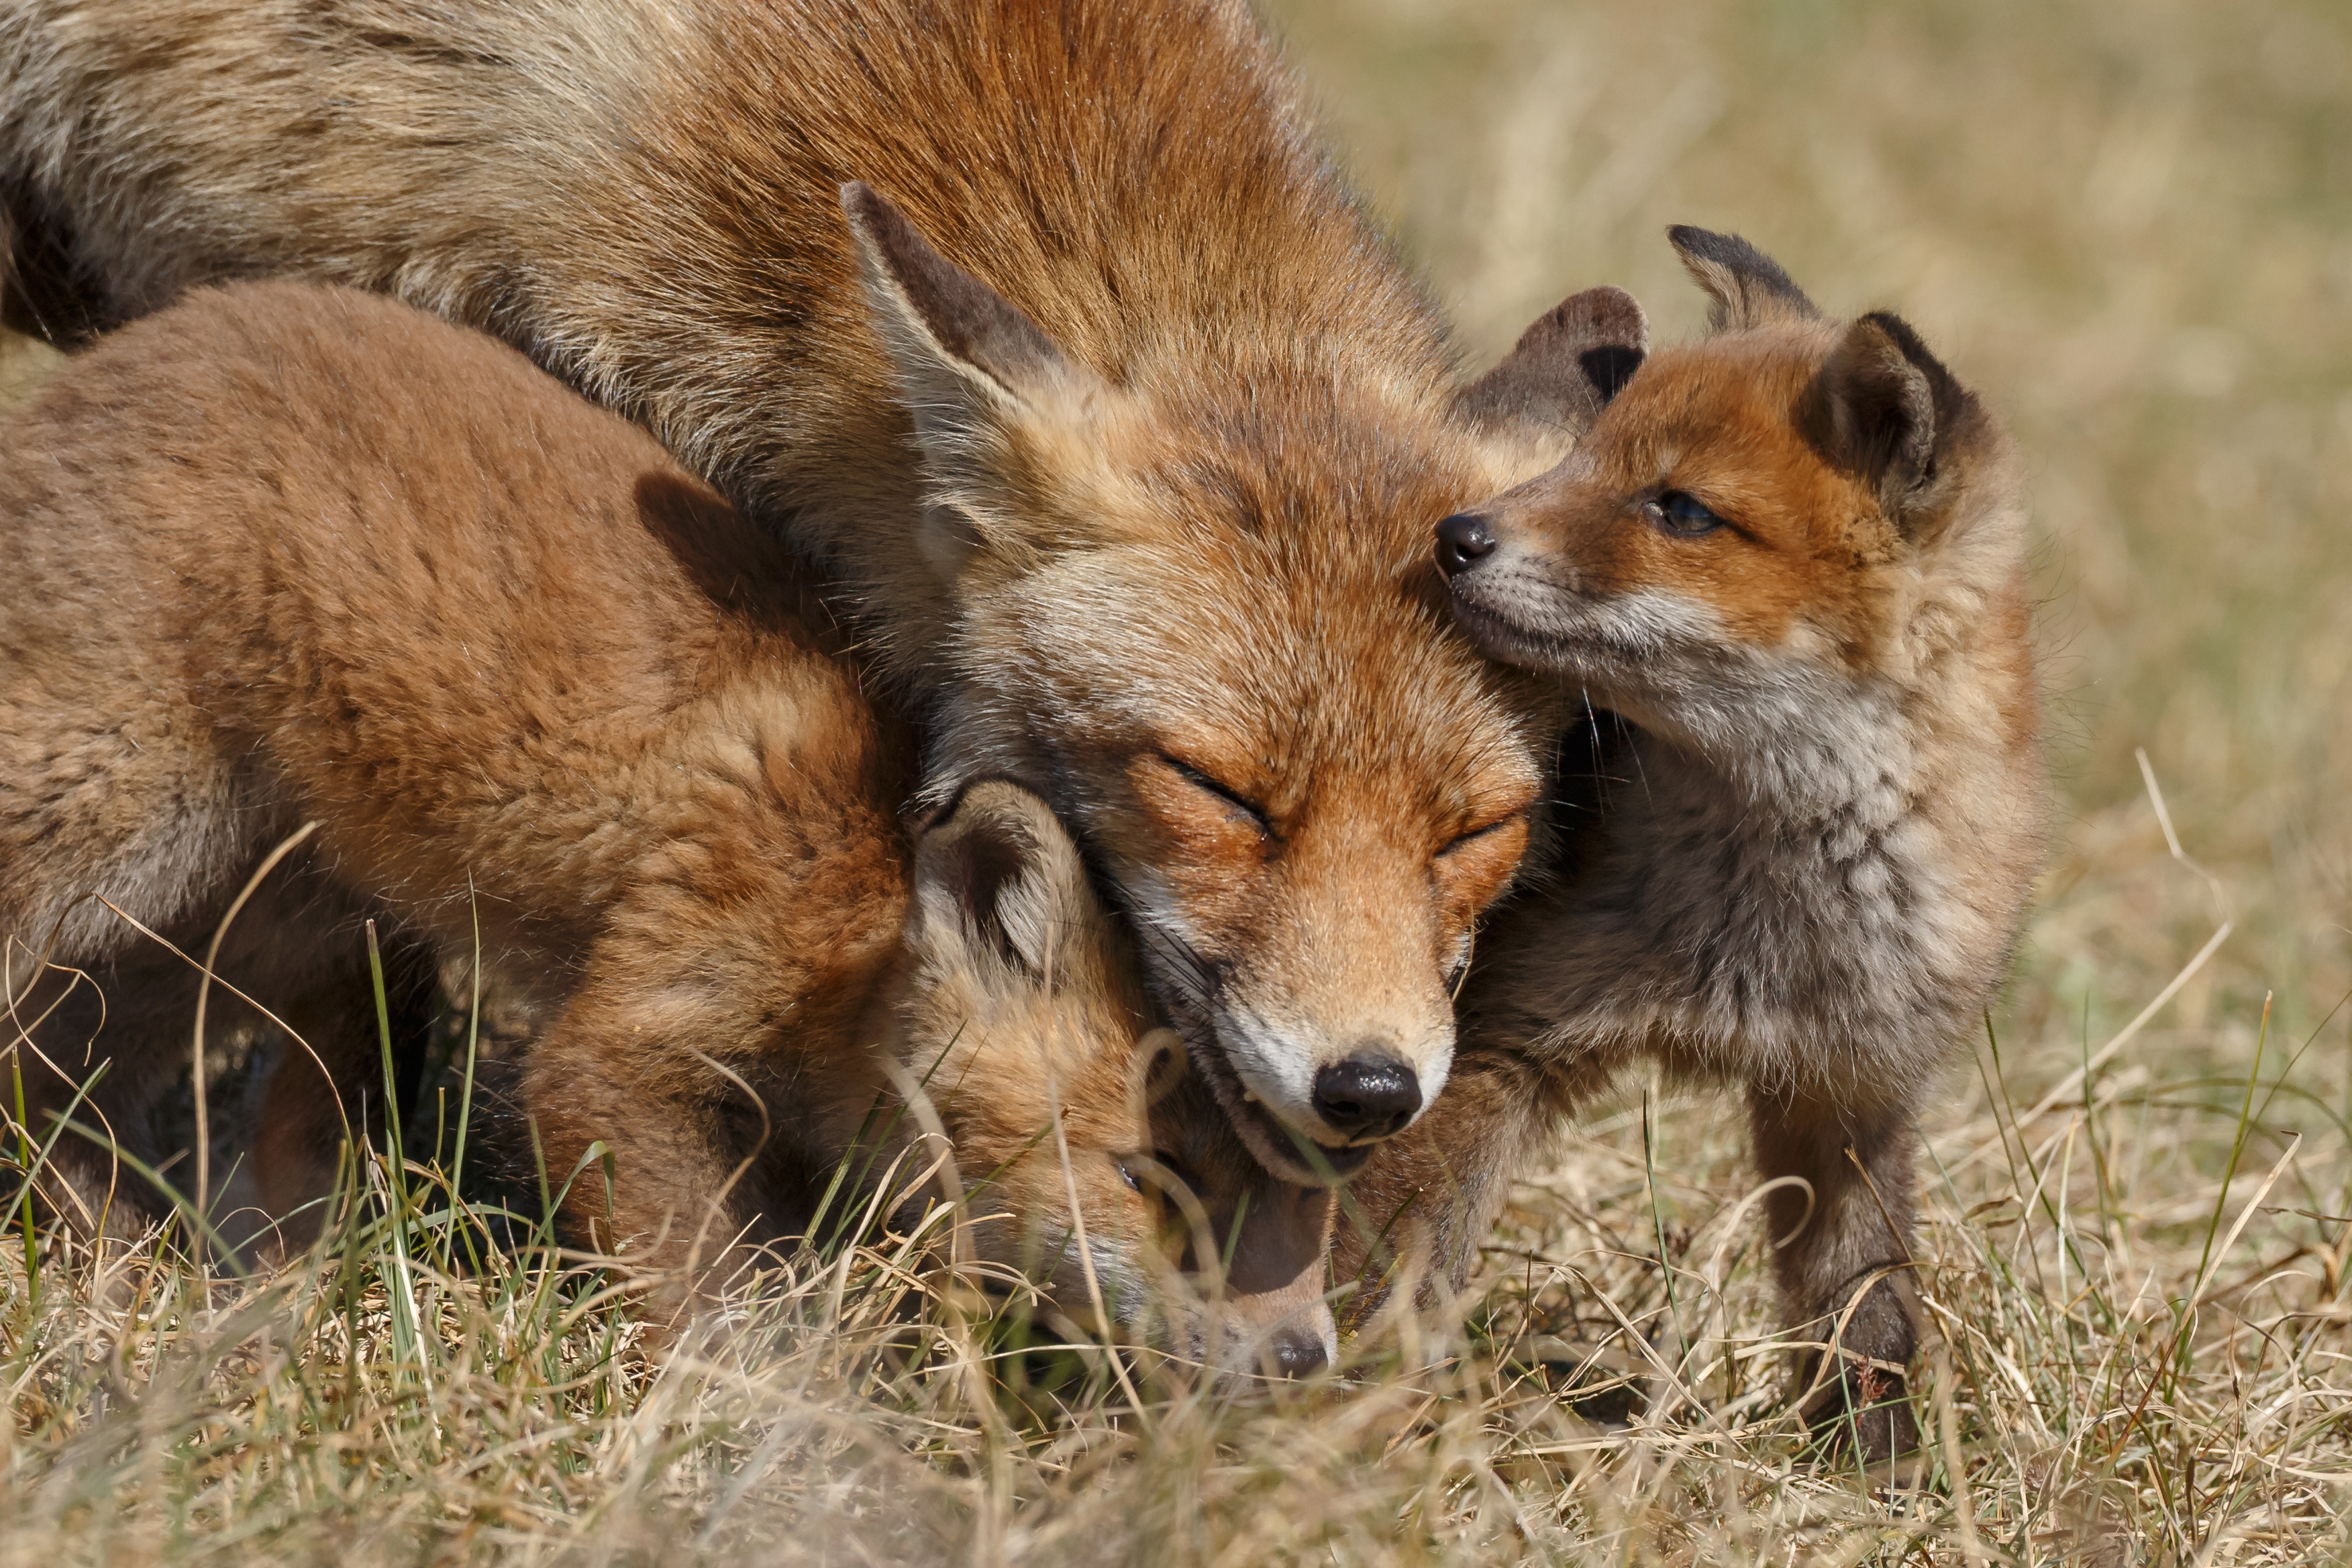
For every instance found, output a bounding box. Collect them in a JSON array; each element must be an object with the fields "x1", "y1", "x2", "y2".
[
  {"x1": 2, "y1": 941, "x2": 228, "y2": 1248},
  {"x1": 517, "y1": 974, "x2": 785, "y2": 1324},
  {"x1": 251, "y1": 941, "x2": 438, "y2": 1254},
  {"x1": 1746, "y1": 1084, "x2": 1923, "y2": 1461},
  {"x1": 1331, "y1": 1044, "x2": 1564, "y2": 1327}
]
